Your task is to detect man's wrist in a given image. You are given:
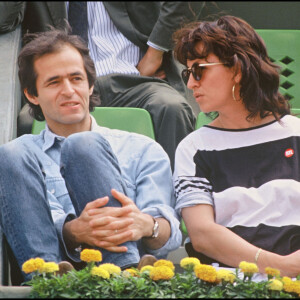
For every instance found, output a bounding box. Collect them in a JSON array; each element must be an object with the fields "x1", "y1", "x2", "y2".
[
  {"x1": 63, "y1": 218, "x2": 81, "y2": 250},
  {"x1": 144, "y1": 216, "x2": 159, "y2": 239}
]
